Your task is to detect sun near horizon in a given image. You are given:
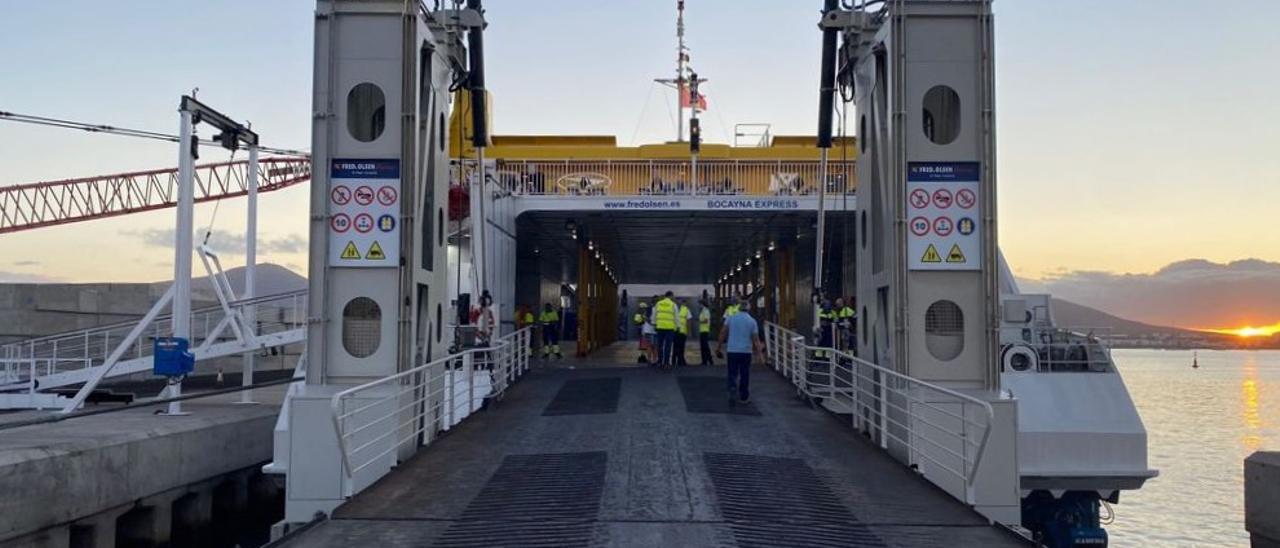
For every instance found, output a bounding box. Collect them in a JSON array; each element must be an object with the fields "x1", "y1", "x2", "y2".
[{"x1": 1200, "y1": 322, "x2": 1280, "y2": 338}]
